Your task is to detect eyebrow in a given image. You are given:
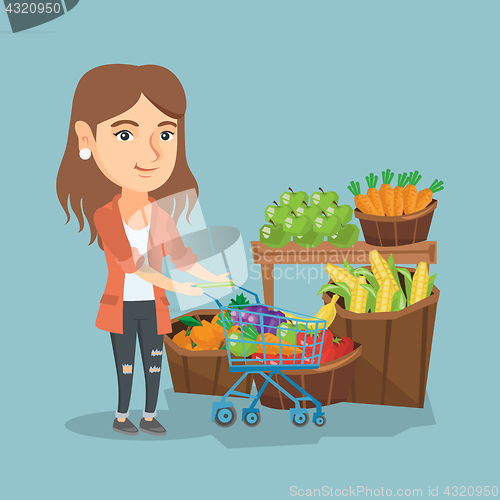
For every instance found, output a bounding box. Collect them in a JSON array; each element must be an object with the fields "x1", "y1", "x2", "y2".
[
  {"x1": 111, "y1": 120, "x2": 139, "y2": 127},
  {"x1": 158, "y1": 121, "x2": 177, "y2": 128}
]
